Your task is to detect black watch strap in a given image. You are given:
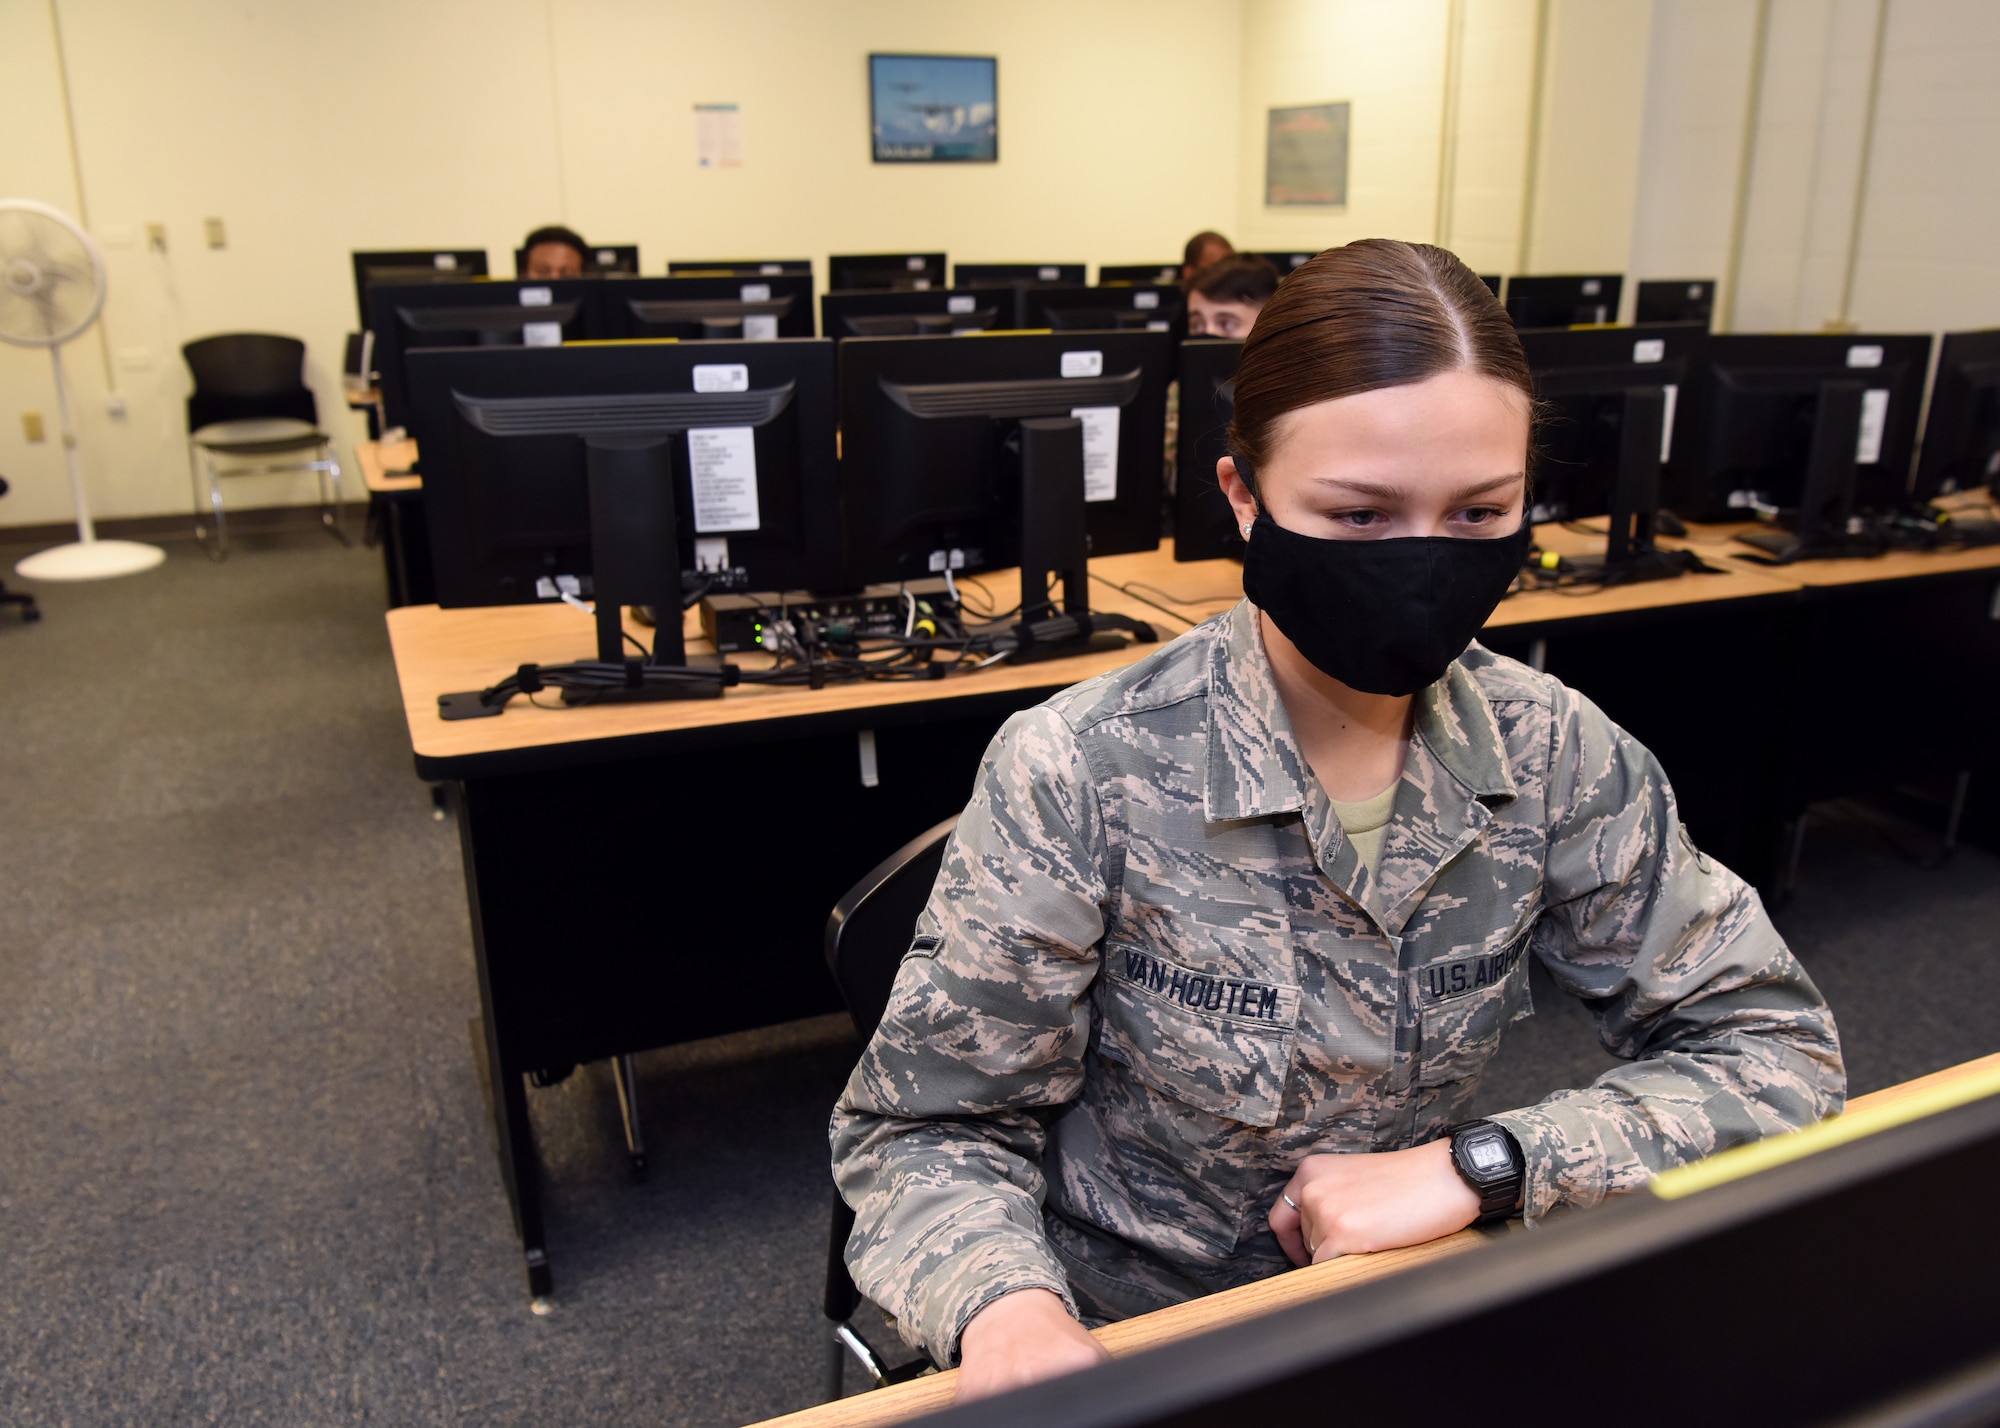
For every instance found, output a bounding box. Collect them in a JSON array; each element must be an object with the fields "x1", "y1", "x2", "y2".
[{"x1": 1447, "y1": 1120, "x2": 1524, "y2": 1221}]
